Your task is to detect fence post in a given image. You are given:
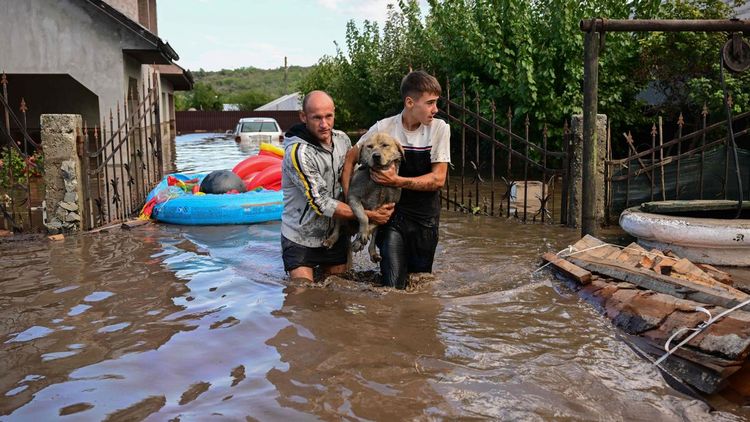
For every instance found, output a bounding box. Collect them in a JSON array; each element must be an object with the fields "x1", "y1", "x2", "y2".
[
  {"x1": 570, "y1": 113, "x2": 607, "y2": 229},
  {"x1": 41, "y1": 114, "x2": 85, "y2": 233},
  {"x1": 582, "y1": 29, "x2": 600, "y2": 237},
  {"x1": 506, "y1": 107, "x2": 513, "y2": 217},
  {"x1": 475, "y1": 93, "x2": 480, "y2": 208},
  {"x1": 560, "y1": 120, "x2": 570, "y2": 225},
  {"x1": 699, "y1": 105, "x2": 707, "y2": 199},
  {"x1": 461, "y1": 84, "x2": 466, "y2": 206},
  {"x1": 490, "y1": 101, "x2": 496, "y2": 216},
  {"x1": 649, "y1": 123, "x2": 657, "y2": 201},
  {"x1": 523, "y1": 115, "x2": 530, "y2": 222},
  {"x1": 445, "y1": 79, "x2": 451, "y2": 210}
]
